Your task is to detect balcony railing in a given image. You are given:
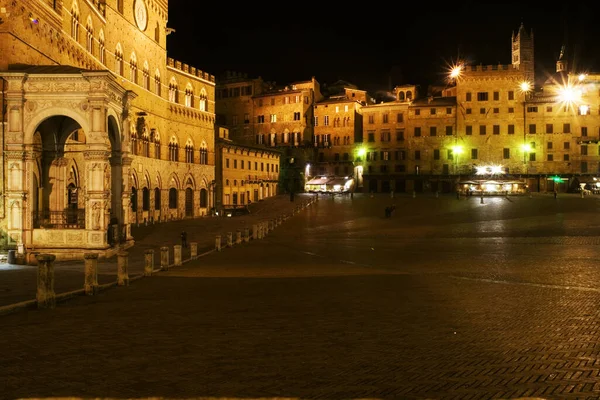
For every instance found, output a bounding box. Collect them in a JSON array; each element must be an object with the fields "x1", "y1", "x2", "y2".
[{"x1": 34, "y1": 209, "x2": 86, "y2": 229}]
